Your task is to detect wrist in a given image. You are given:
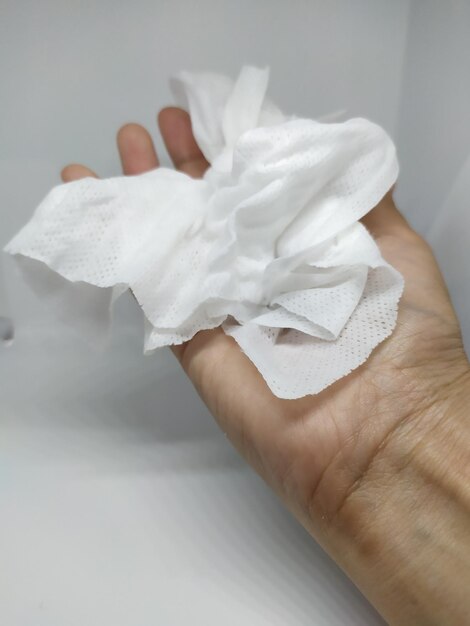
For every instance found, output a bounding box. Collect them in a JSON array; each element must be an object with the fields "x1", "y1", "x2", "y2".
[{"x1": 322, "y1": 361, "x2": 470, "y2": 625}]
